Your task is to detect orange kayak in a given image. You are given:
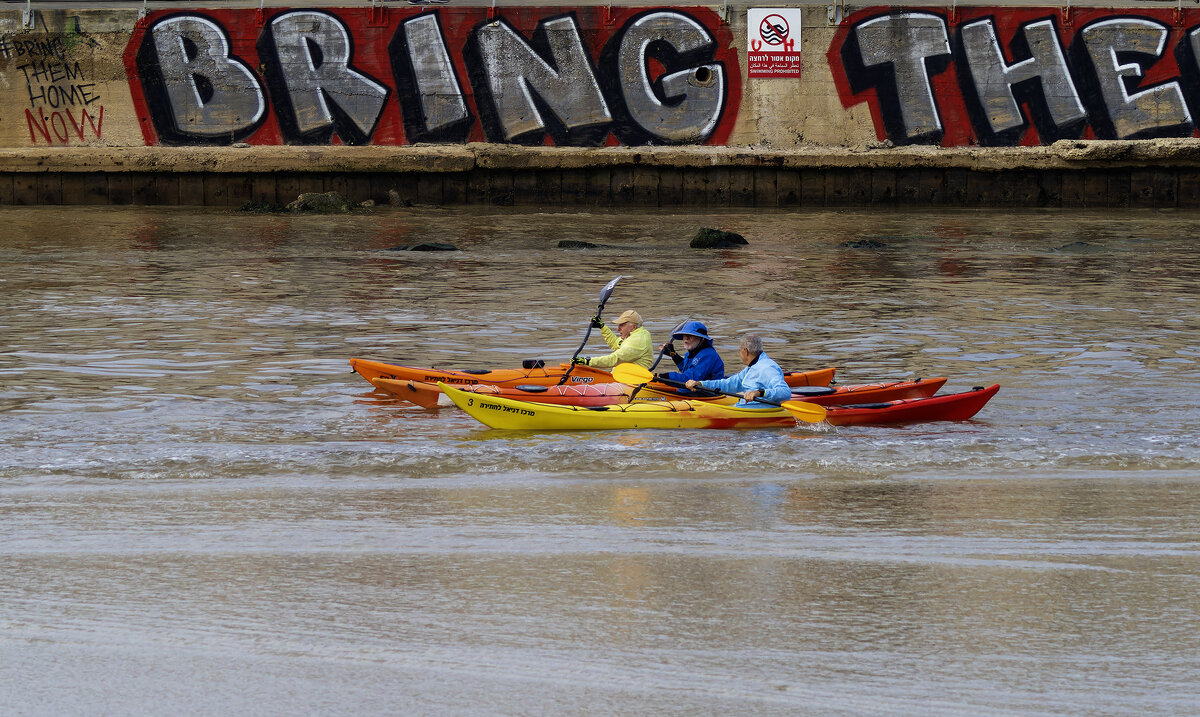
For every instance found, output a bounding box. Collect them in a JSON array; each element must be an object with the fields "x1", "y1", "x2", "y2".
[
  {"x1": 351, "y1": 358, "x2": 836, "y2": 390},
  {"x1": 370, "y1": 377, "x2": 640, "y2": 408},
  {"x1": 349, "y1": 358, "x2": 615, "y2": 387},
  {"x1": 782, "y1": 367, "x2": 837, "y2": 387},
  {"x1": 370, "y1": 373, "x2": 930, "y2": 410}
]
